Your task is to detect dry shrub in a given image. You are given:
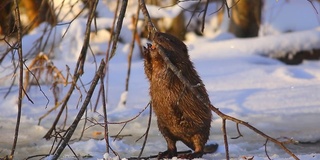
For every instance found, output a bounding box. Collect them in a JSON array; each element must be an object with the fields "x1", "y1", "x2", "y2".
[{"x1": 24, "y1": 52, "x2": 67, "y2": 105}]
